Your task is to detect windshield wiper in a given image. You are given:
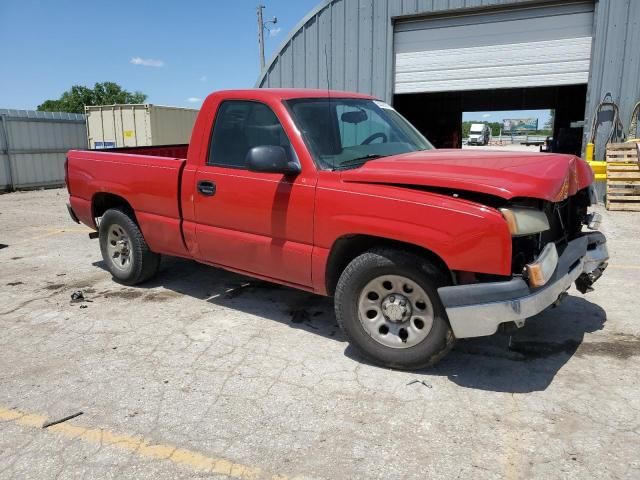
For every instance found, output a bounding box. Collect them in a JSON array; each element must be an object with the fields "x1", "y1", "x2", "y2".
[{"x1": 334, "y1": 154, "x2": 386, "y2": 170}]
